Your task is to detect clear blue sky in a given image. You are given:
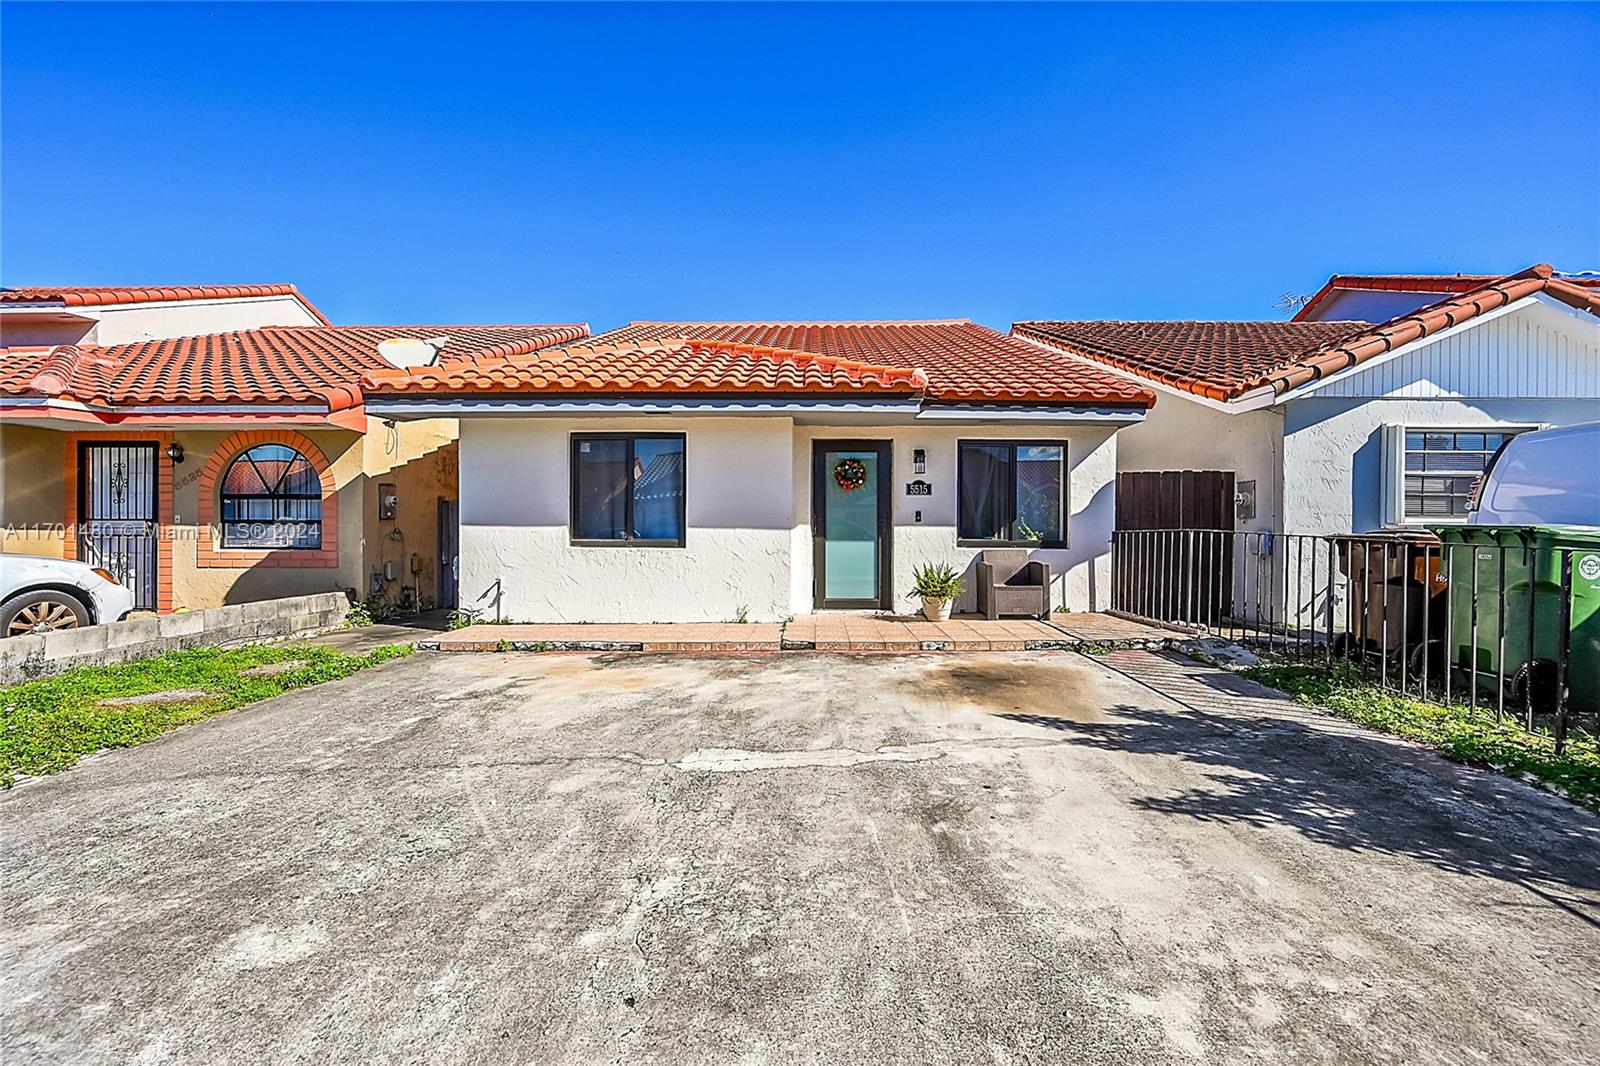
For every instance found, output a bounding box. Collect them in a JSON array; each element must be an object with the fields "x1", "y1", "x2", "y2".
[{"x1": 3, "y1": 2, "x2": 1596, "y2": 332}]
